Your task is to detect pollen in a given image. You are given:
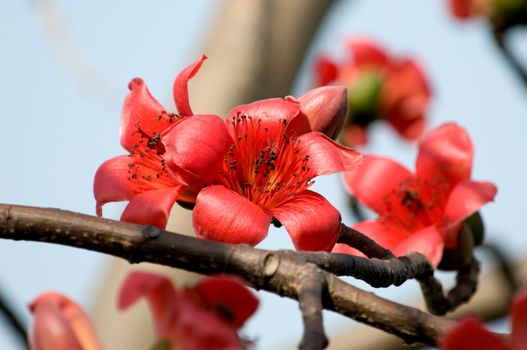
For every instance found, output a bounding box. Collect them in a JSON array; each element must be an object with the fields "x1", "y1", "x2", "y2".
[{"x1": 217, "y1": 112, "x2": 314, "y2": 209}]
